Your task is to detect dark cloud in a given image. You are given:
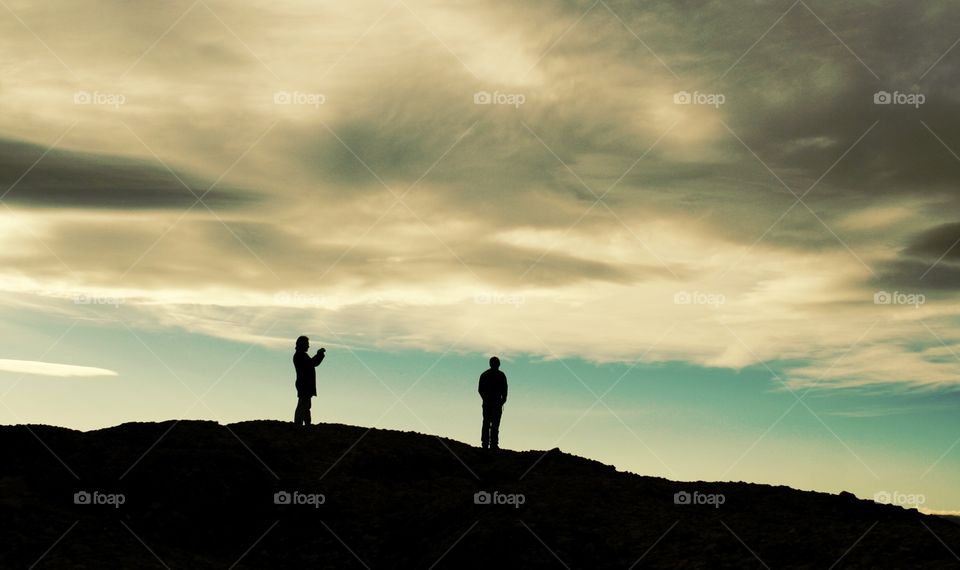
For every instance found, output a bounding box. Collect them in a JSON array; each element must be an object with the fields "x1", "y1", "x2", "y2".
[
  {"x1": 0, "y1": 138, "x2": 254, "y2": 209},
  {"x1": 903, "y1": 222, "x2": 960, "y2": 261},
  {"x1": 547, "y1": 0, "x2": 960, "y2": 214},
  {"x1": 873, "y1": 259, "x2": 960, "y2": 291},
  {"x1": 873, "y1": 222, "x2": 960, "y2": 290}
]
